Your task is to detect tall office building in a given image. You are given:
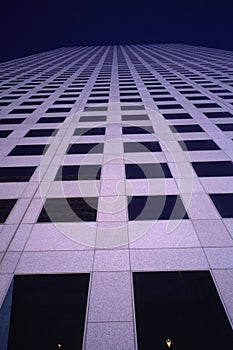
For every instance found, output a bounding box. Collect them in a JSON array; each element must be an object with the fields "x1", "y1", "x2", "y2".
[{"x1": 0, "y1": 44, "x2": 233, "y2": 349}]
